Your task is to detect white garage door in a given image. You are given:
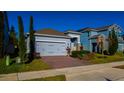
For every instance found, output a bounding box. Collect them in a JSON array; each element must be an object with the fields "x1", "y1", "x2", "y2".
[{"x1": 36, "y1": 41, "x2": 67, "y2": 56}]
